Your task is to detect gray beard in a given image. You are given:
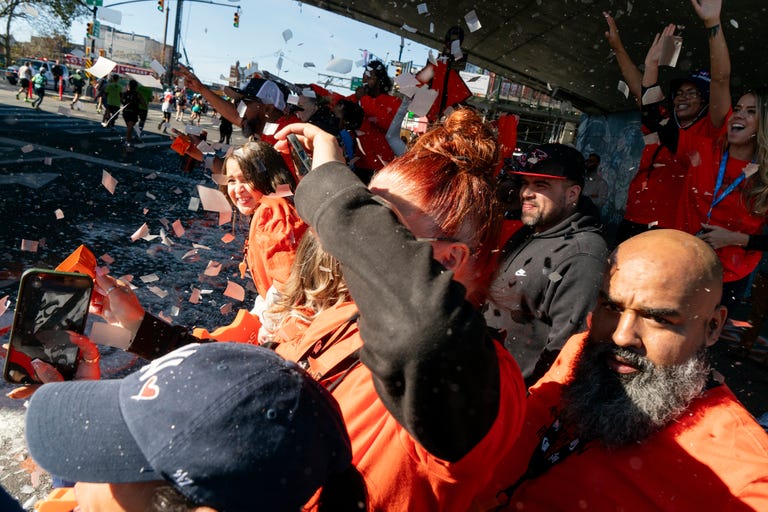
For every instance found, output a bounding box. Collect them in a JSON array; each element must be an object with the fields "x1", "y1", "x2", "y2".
[{"x1": 560, "y1": 338, "x2": 710, "y2": 448}]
